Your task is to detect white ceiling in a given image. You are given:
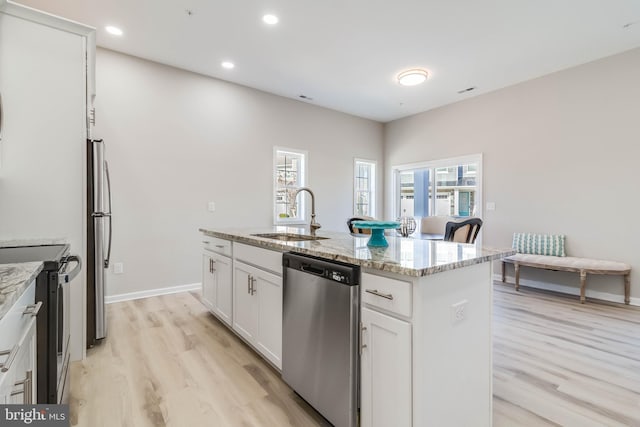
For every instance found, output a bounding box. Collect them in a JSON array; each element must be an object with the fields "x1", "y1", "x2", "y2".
[{"x1": 14, "y1": 0, "x2": 640, "y2": 122}]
